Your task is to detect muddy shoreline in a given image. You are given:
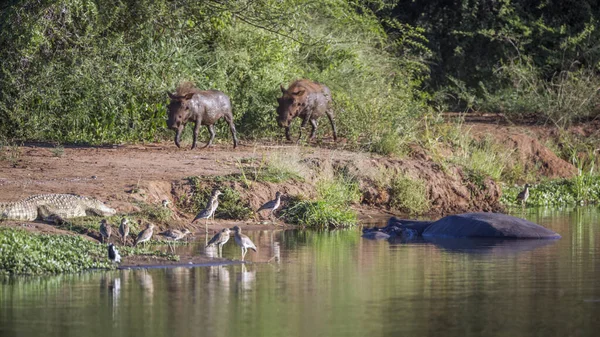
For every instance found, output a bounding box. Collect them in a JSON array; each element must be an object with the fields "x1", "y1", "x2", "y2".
[{"x1": 0, "y1": 128, "x2": 581, "y2": 271}]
